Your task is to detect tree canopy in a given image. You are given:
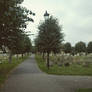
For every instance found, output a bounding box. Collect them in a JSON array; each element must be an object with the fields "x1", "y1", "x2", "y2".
[
  {"x1": 63, "y1": 42, "x2": 72, "y2": 53},
  {"x1": 87, "y1": 41, "x2": 92, "y2": 53},
  {"x1": 75, "y1": 41, "x2": 86, "y2": 53},
  {"x1": 37, "y1": 16, "x2": 64, "y2": 53},
  {"x1": 0, "y1": 0, "x2": 34, "y2": 63}
]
